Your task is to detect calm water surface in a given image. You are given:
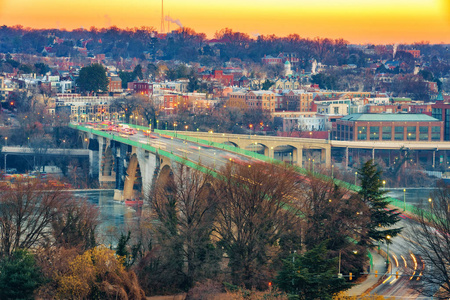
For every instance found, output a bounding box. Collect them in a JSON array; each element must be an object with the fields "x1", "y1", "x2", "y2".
[
  {"x1": 74, "y1": 187, "x2": 437, "y2": 230},
  {"x1": 72, "y1": 190, "x2": 140, "y2": 231}
]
